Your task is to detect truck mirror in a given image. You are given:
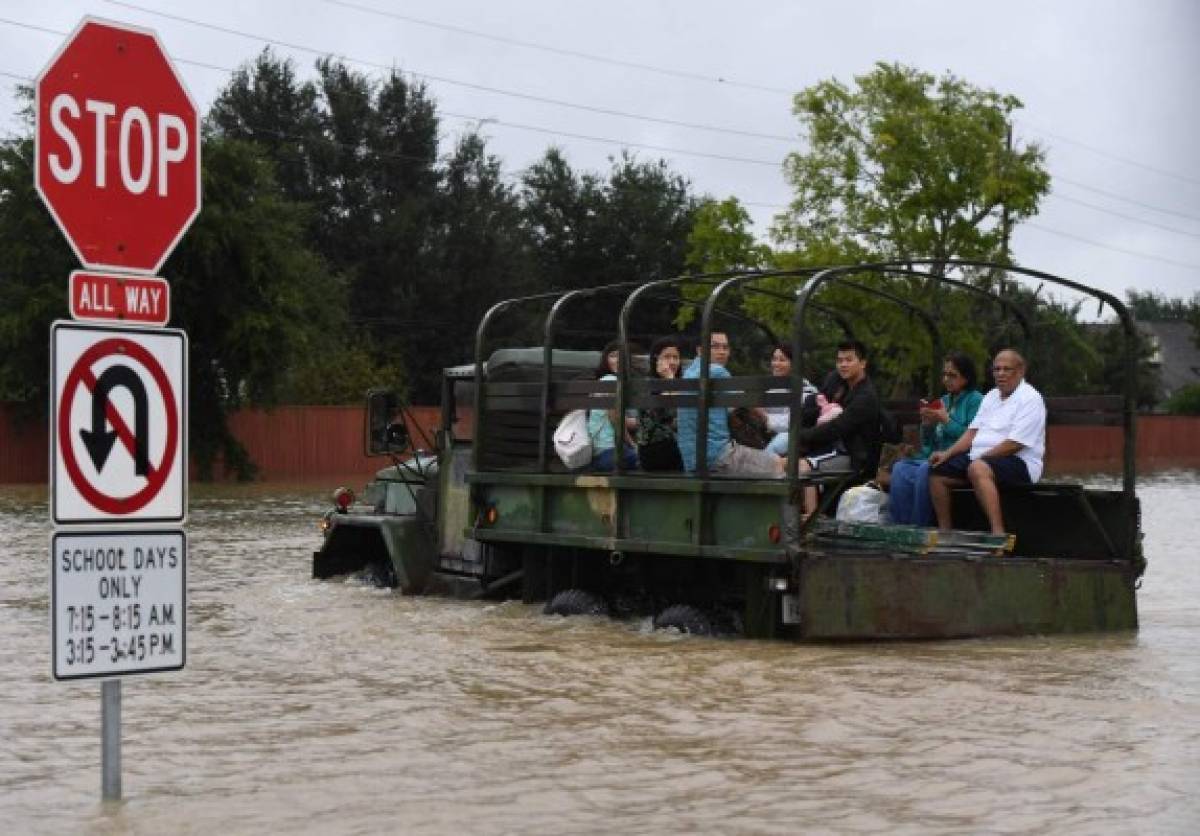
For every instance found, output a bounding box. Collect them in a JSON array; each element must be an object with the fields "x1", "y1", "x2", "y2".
[{"x1": 366, "y1": 389, "x2": 409, "y2": 456}]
